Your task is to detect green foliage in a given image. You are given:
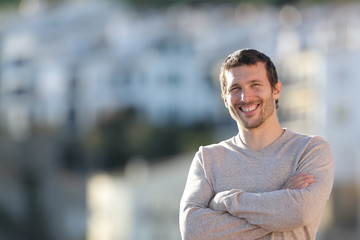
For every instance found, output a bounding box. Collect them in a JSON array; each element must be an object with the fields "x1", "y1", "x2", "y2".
[
  {"x1": 0, "y1": 0, "x2": 63, "y2": 9},
  {"x1": 0, "y1": 0, "x2": 21, "y2": 8},
  {"x1": 0, "y1": 205, "x2": 22, "y2": 239},
  {"x1": 0, "y1": 170, "x2": 51, "y2": 240},
  {"x1": 86, "y1": 108, "x2": 216, "y2": 170},
  {"x1": 118, "y1": 0, "x2": 349, "y2": 10}
]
